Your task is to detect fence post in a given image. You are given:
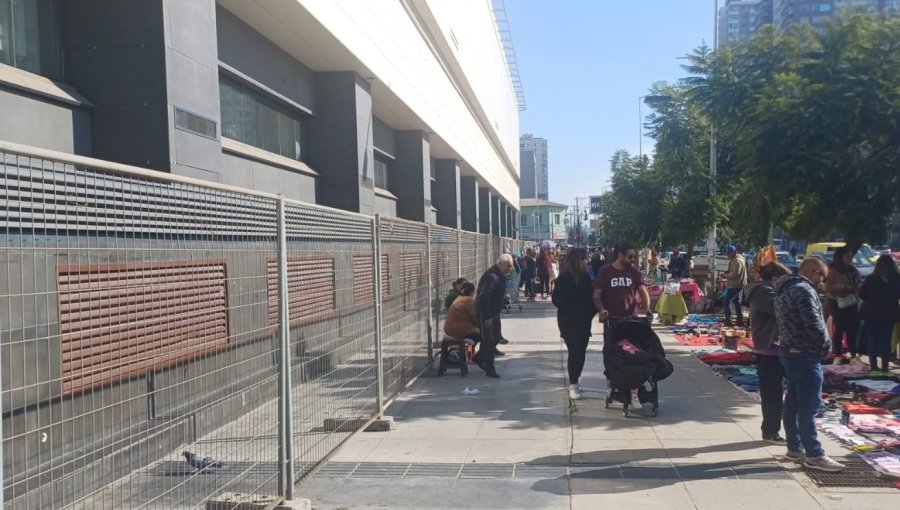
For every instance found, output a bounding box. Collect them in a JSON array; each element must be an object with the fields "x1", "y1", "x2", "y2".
[
  {"x1": 425, "y1": 224, "x2": 434, "y2": 365},
  {"x1": 456, "y1": 228, "x2": 462, "y2": 276},
  {"x1": 275, "y1": 196, "x2": 296, "y2": 499},
  {"x1": 372, "y1": 214, "x2": 385, "y2": 417}
]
